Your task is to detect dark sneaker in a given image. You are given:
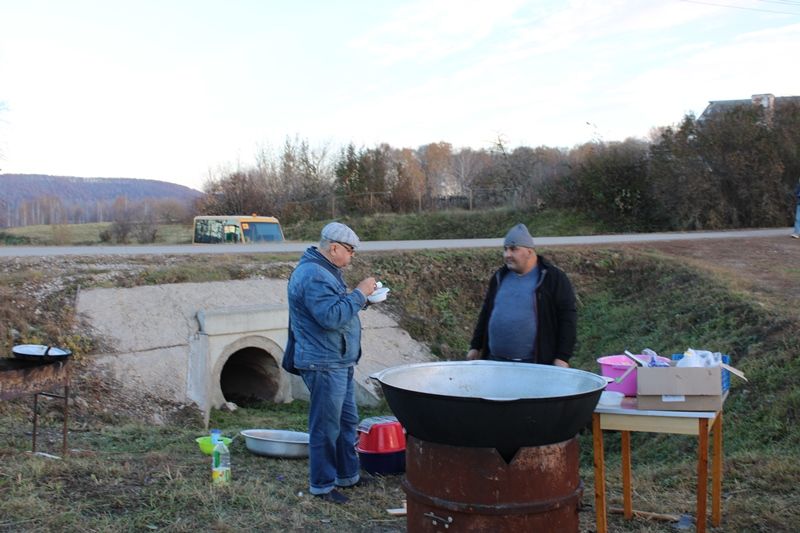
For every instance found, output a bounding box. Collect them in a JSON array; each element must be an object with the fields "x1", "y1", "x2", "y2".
[{"x1": 313, "y1": 489, "x2": 349, "y2": 504}]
